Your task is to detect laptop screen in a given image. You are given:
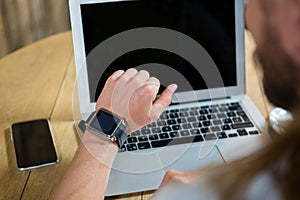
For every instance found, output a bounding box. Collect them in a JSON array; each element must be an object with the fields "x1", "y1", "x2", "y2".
[{"x1": 80, "y1": 0, "x2": 237, "y2": 103}]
